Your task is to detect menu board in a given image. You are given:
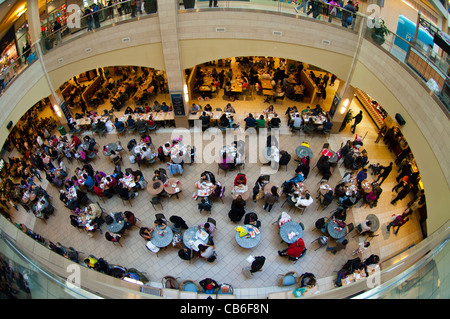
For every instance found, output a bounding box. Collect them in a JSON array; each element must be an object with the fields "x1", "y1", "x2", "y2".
[{"x1": 170, "y1": 92, "x2": 186, "y2": 117}]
